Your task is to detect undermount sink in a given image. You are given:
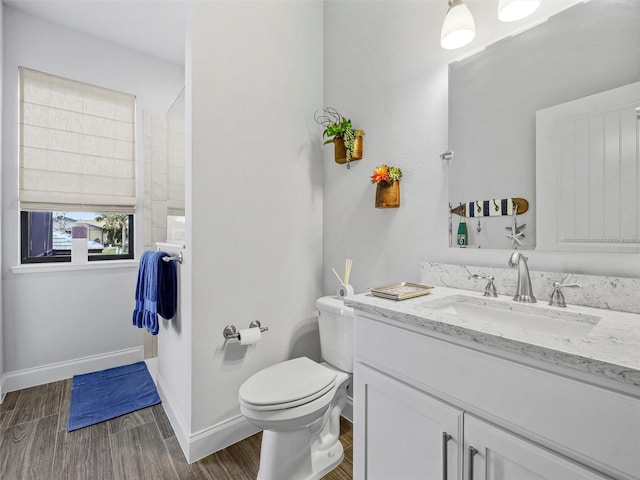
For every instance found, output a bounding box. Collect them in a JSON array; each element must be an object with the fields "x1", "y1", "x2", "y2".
[{"x1": 423, "y1": 295, "x2": 601, "y2": 337}]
